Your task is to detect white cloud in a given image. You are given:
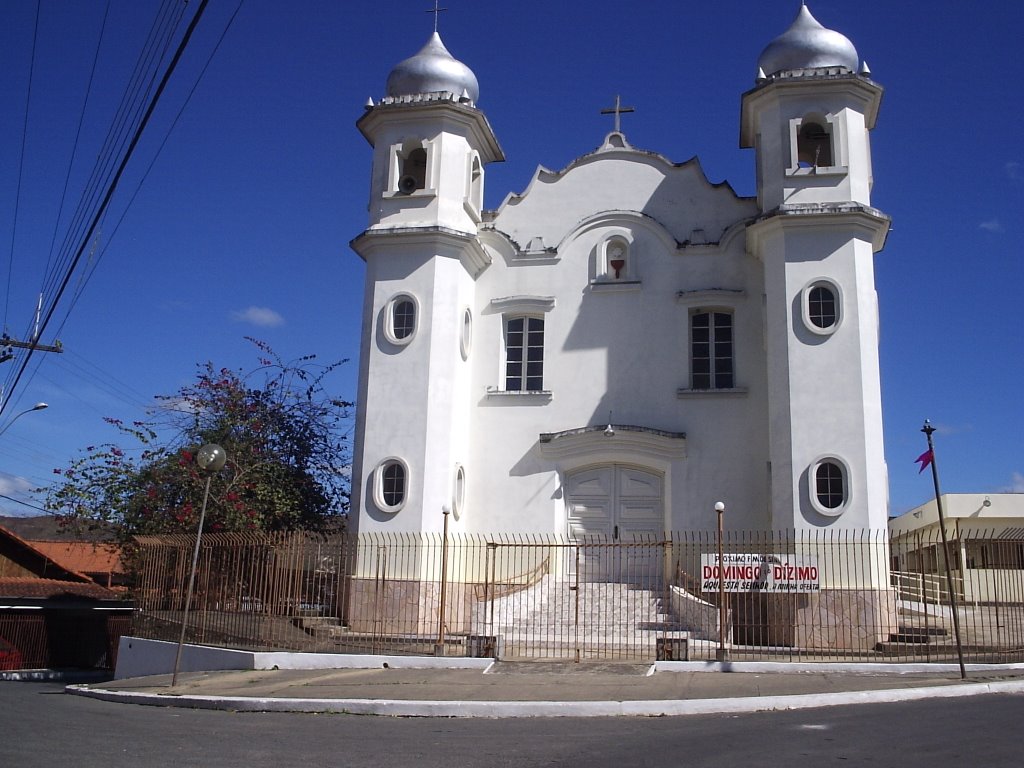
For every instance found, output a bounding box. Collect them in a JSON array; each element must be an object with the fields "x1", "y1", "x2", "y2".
[
  {"x1": 0, "y1": 473, "x2": 32, "y2": 496},
  {"x1": 231, "y1": 306, "x2": 285, "y2": 327},
  {"x1": 154, "y1": 395, "x2": 199, "y2": 415},
  {"x1": 929, "y1": 421, "x2": 967, "y2": 436},
  {"x1": 1008, "y1": 472, "x2": 1024, "y2": 493},
  {"x1": 979, "y1": 219, "x2": 1004, "y2": 233},
  {"x1": 1006, "y1": 161, "x2": 1022, "y2": 181}
]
